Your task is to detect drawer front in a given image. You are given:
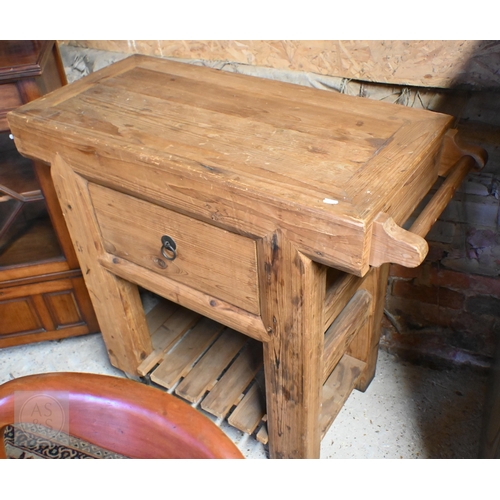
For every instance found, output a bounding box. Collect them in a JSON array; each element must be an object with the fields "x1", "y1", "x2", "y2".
[
  {"x1": 0, "y1": 83, "x2": 22, "y2": 132},
  {"x1": 89, "y1": 183, "x2": 260, "y2": 315}
]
